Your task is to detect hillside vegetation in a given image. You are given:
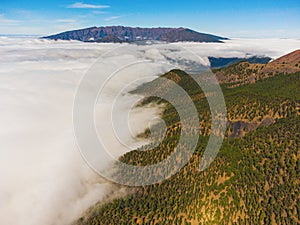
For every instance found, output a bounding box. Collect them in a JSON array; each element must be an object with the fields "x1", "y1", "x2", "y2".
[
  {"x1": 214, "y1": 50, "x2": 300, "y2": 88},
  {"x1": 75, "y1": 55, "x2": 300, "y2": 224}
]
